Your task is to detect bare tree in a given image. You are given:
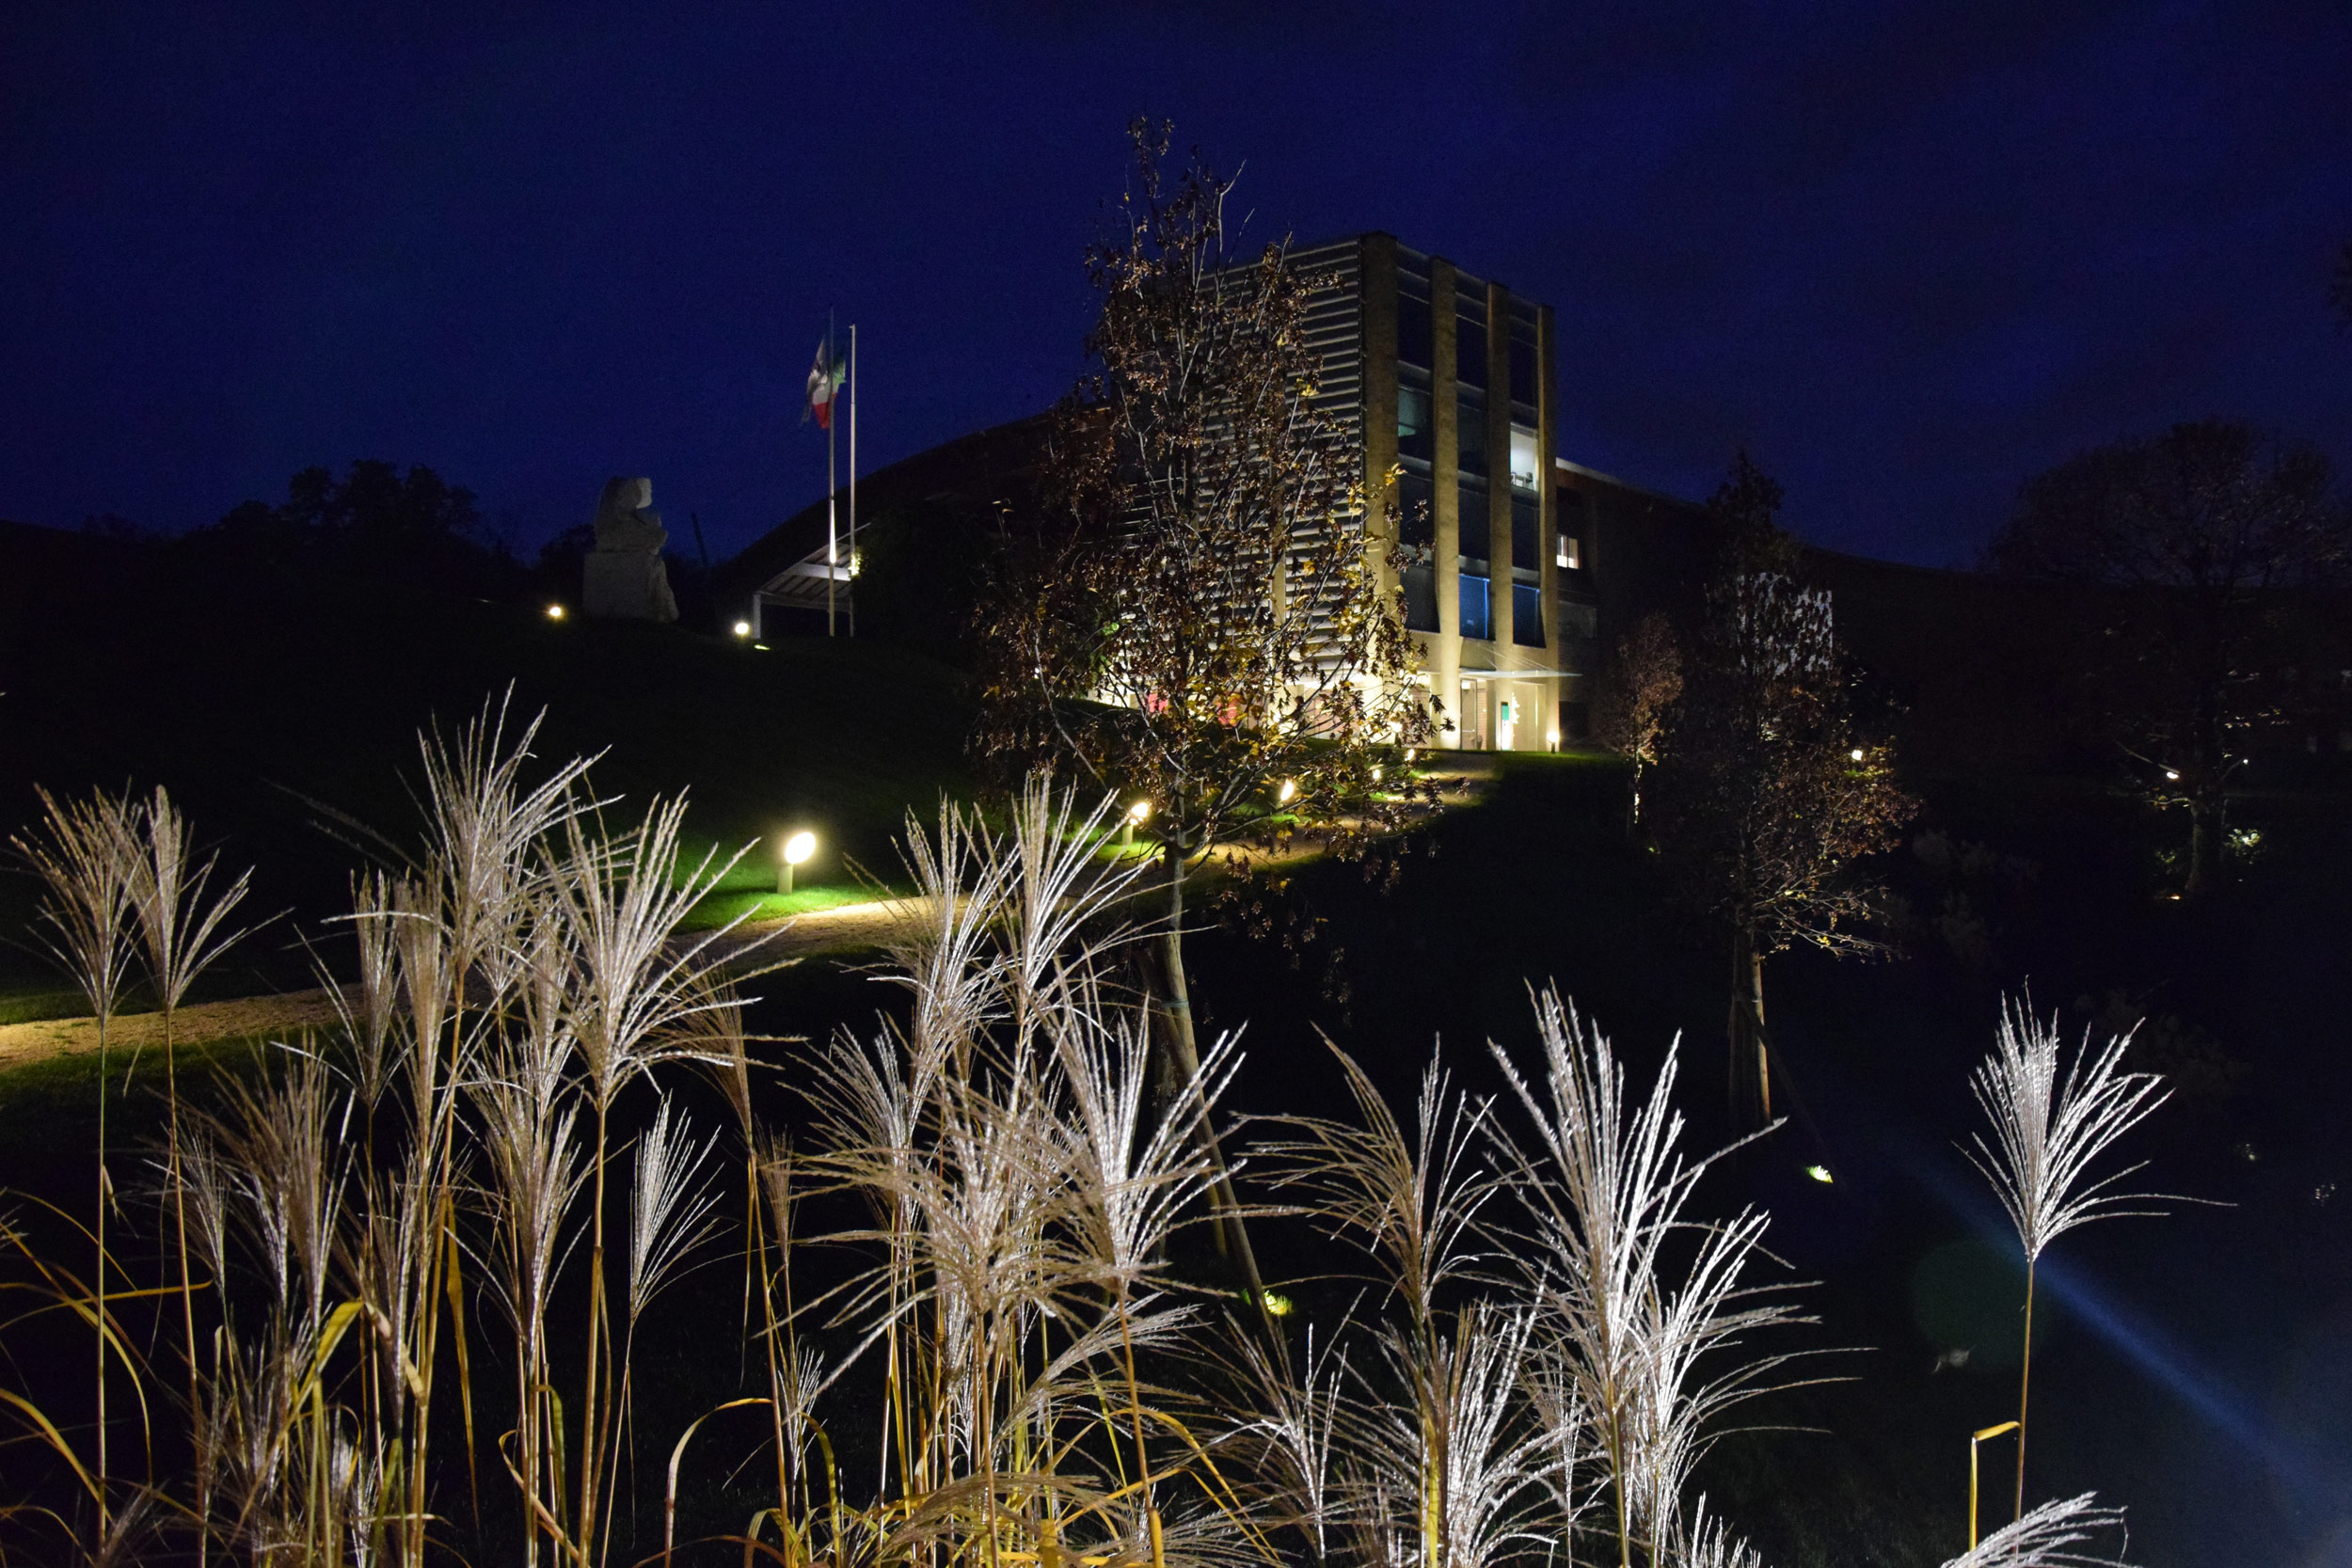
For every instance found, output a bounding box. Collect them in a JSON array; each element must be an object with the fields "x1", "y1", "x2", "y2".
[
  {"x1": 1592, "y1": 611, "x2": 1683, "y2": 836},
  {"x1": 974, "y1": 122, "x2": 1437, "y2": 1280},
  {"x1": 1985, "y1": 420, "x2": 2347, "y2": 895},
  {"x1": 1655, "y1": 458, "x2": 1915, "y2": 1126}
]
